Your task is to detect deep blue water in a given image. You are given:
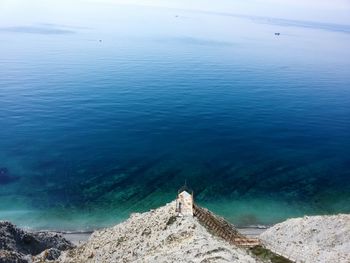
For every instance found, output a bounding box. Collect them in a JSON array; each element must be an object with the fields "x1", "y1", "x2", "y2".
[{"x1": 1, "y1": 3, "x2": 350, "y2": 230}]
